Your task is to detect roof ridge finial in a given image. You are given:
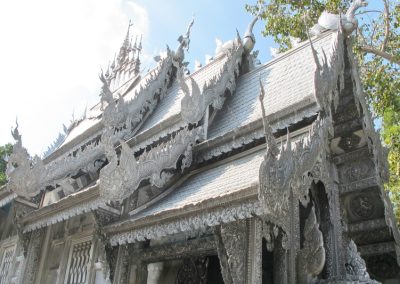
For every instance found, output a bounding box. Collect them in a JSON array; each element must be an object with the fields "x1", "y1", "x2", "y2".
[
  {"x1": 243, "y1": 5, "x2": 262, "y2": 54},
  {"x1": 175, "y1": 17, "x2": 195, "y2": 63},
  {"x1": 11, "y1": 117, "x2": 22, "y2": 145}
]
